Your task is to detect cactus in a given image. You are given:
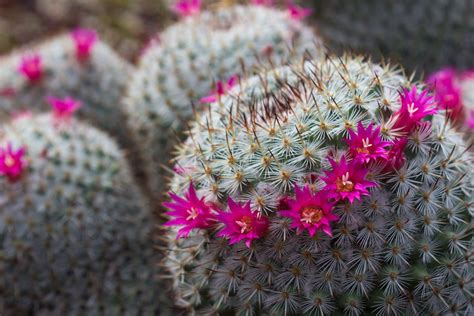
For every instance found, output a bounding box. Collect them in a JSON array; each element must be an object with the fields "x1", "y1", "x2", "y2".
[
  {"x1": 124, "y1": 4, "x2": 324, "y2": 199},
  {"x1": 0, "y1": 113, "x2": 169, "y2": 315},
  {"x1": 313, "y1": 0, "x2": 474, "y2": 73},
  {"x1": 0, "y1": 30, "x2": 134, "y2": 146},
  {"x1": 162, "y1": 55, "x2": 473, "y2": 315}
]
